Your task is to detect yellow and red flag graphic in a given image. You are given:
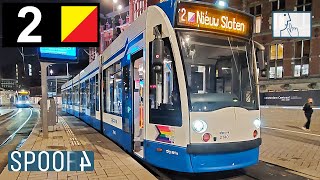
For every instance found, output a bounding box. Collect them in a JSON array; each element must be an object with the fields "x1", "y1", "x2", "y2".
[{"x1": 61, "y1": 6, "x2": 98, "y2": 43}]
